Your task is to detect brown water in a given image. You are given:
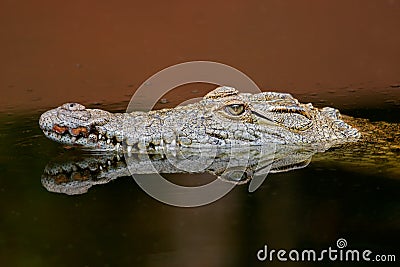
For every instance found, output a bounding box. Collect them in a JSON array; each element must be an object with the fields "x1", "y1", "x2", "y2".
[{"x1": 1, "y1": 1, "x2": 399, "y2": 266}]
